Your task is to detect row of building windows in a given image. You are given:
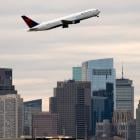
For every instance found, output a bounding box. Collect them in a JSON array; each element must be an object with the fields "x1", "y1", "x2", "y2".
[{"x1": 93, "y1": 69, "x2": 112, "y2": 76}]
